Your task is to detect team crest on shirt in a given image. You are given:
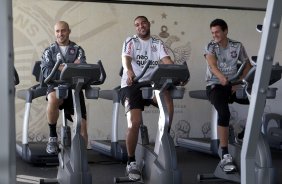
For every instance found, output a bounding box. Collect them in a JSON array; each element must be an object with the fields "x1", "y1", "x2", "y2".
[
  {"x1": 69, "y1": 48, "x2": 75, "y2": 55},
  {"x1": 231, "y1": 51, "x2": 237, "y2": 58},
  {"x1": 151, "y1": 45, "x2": 157, "y2": 52}
]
